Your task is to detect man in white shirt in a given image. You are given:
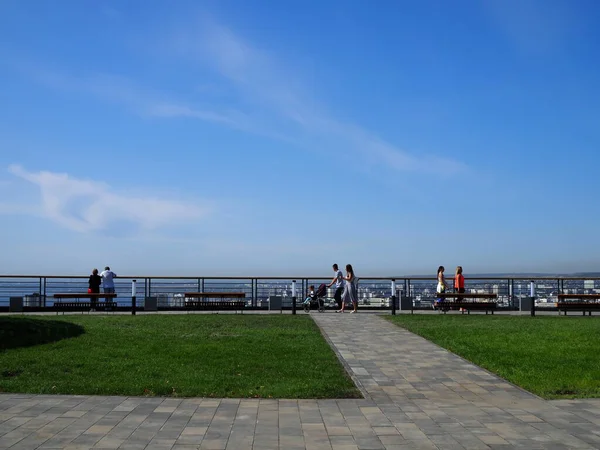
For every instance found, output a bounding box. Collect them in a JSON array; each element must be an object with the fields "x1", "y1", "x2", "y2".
[
  {"x1": 327, "y1": 263, "x2": 345, "y2": 309},
  {"x1": 100, "y1": 266, "x2": 117, "y2": 294}
]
